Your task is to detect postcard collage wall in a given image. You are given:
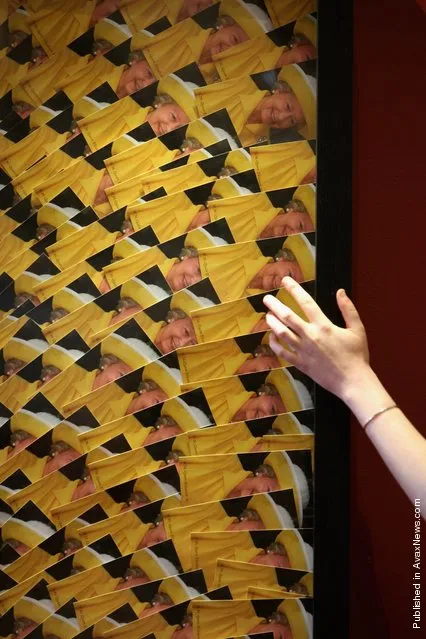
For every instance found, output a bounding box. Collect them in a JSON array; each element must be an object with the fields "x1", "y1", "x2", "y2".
[{"x1": 0, "y1": 1, "x2": 317, "y2": 638}]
